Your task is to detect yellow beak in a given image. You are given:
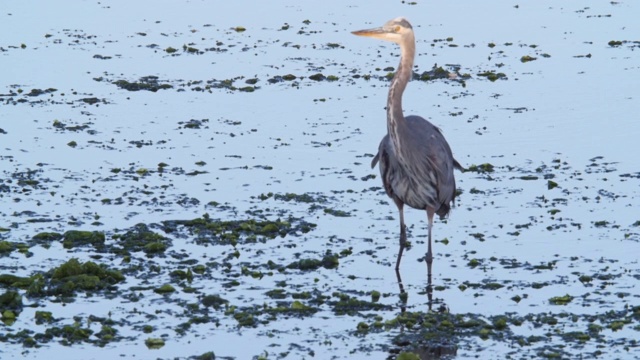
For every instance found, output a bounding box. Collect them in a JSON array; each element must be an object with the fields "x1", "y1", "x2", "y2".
[{"x1": 351, "y1": 27, "x2": 387, "y2": 39}]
